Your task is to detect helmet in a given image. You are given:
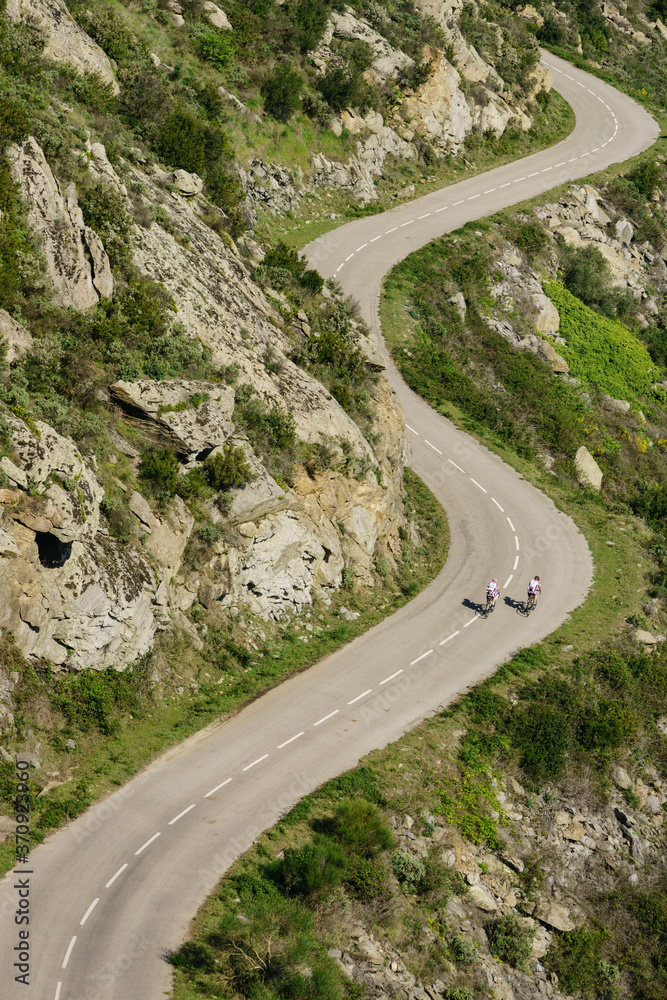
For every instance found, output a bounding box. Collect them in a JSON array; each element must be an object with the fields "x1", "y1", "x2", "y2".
[
  {"x1": 534, "y1": 575, "x2": 540, "y2": 580},
  {"x1": 492, "y1": 578, "x2": 497, "y2": 583}
]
